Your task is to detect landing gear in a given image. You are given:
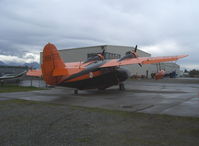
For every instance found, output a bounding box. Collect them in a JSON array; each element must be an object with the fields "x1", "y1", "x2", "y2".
[
  {"x1": 119, "y1": 83, "x2": 125, "y2": 91},
  {"x1": 74, "y1": 89, "x2": 78, "y2": 95},
  {"x1": 98, "y1": 87, "x2": 106, "y2": 91}
]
